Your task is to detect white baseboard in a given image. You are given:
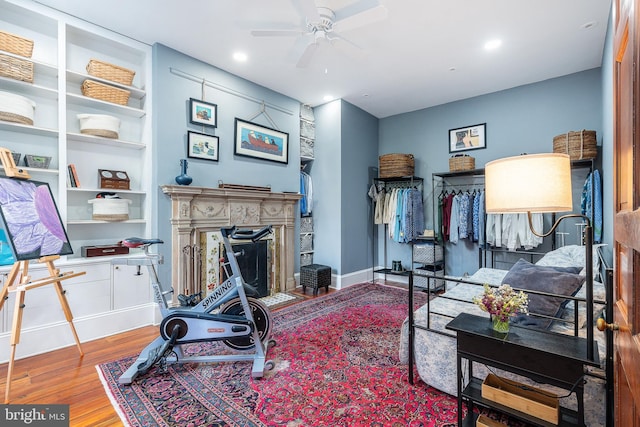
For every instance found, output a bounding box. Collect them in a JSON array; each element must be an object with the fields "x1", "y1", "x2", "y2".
[{"x1": 0, "y1": 303, "x2": 157, "y2": 363}]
